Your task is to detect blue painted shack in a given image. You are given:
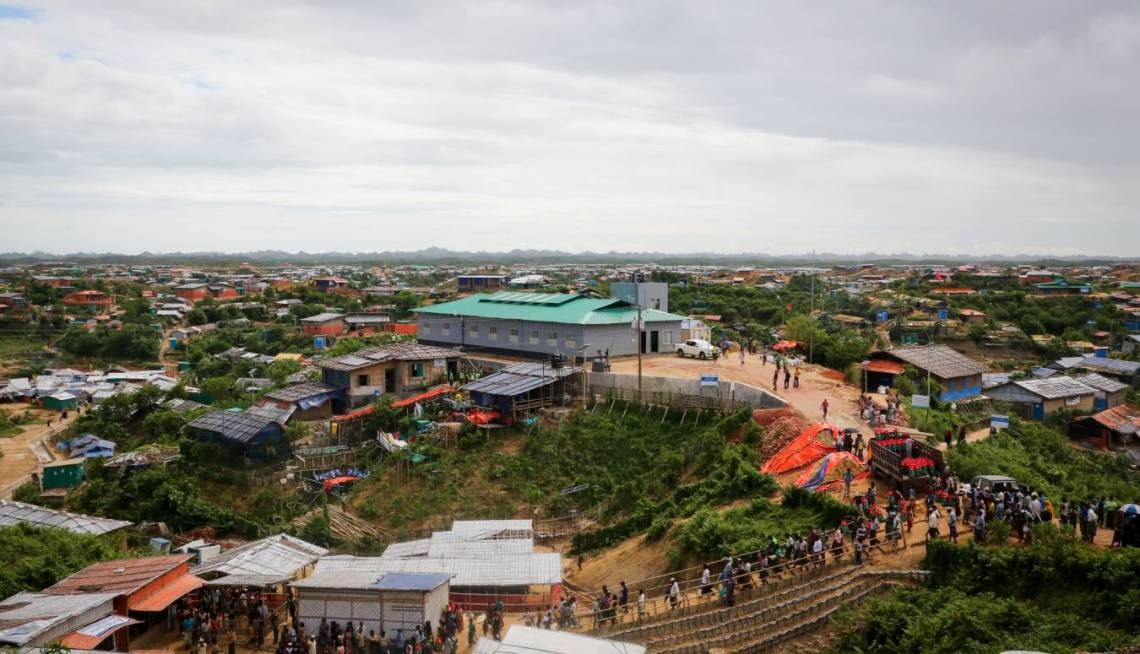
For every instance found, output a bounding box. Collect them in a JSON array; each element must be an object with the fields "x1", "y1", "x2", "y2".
[{"x1": 869, "y1": 344, "x2": 988, "y2": 402}]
